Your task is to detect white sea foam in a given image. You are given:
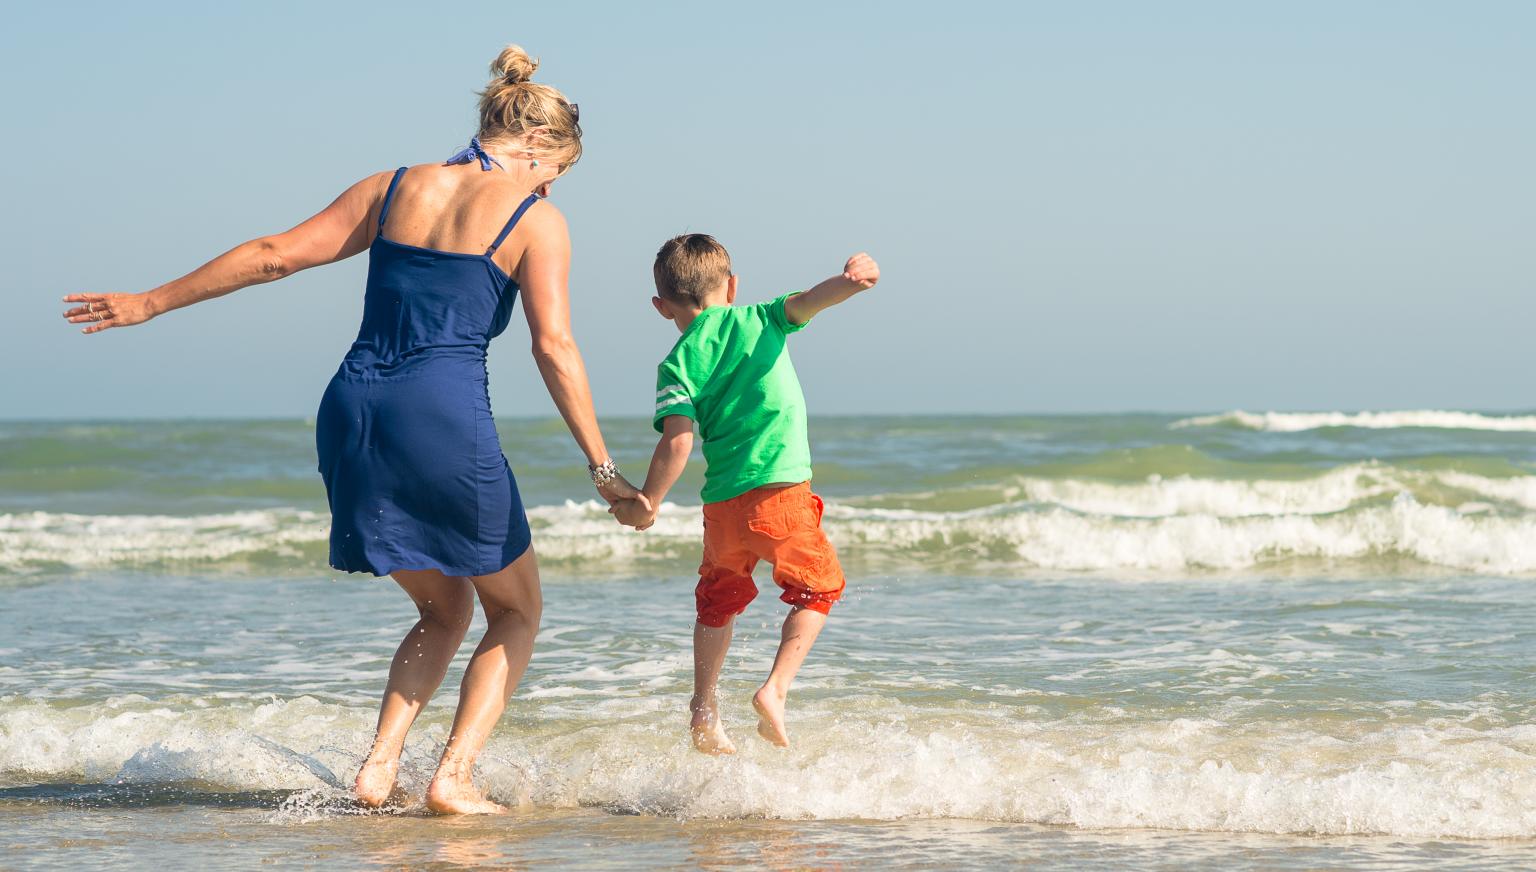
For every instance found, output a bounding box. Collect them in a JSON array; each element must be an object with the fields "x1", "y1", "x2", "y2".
[
  {"x1": 6, "y1": 696, "x2": 1536, "y2": 838},
  {"x1": 892, "y1": 464, "x2": 1536, "y2": 519},
  {"x1": 0, "y1": 696, "x2": 365, "y2": 788},
  {"x1": 1009, "y1": 464, "x2": 1398, "y2": 517},
  {"x1": 0, "y1": 509, "x2": 330, "y2": 570},
  {"x1": 8, "y1": 471, "x2": 1536, "y2": 575},
  {"x1": 1171, "y1": 410, "x2": 1536, "y2": 432},
  {"x1": 1434, "y1": 471, "x2": 1536, "y2": 510},
  {"x1": 827, "y1": 494, "x2": 1536, "y2": 574}
]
